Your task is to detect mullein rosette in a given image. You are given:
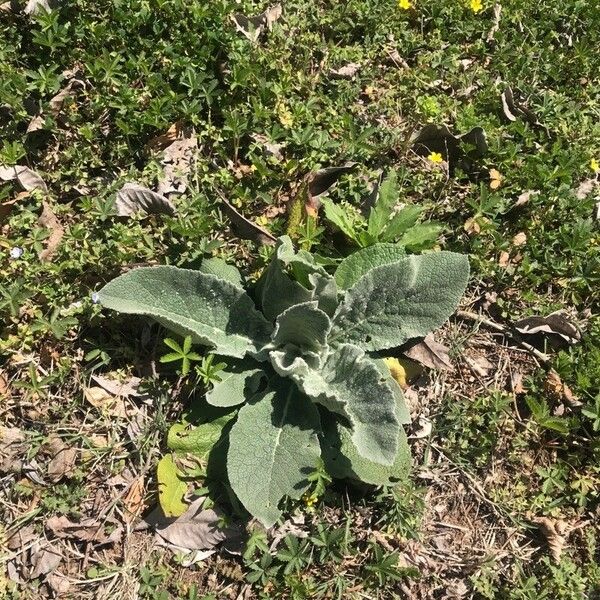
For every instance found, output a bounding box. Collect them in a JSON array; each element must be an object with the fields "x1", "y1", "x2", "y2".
[{"x1": 98, "y1": 237, "x2": 469, "y2": 526}]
